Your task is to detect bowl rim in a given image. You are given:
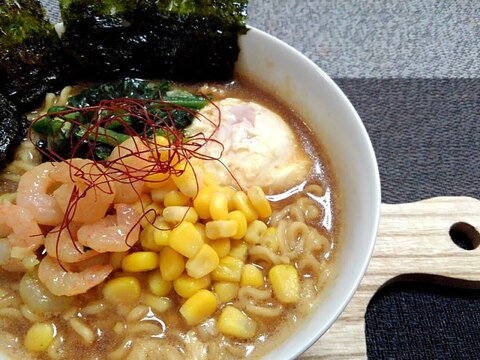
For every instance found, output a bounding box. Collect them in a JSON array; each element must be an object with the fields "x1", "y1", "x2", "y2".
[{"x1": 238, "y1": 26, "x2": 381, "y2": 359}]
